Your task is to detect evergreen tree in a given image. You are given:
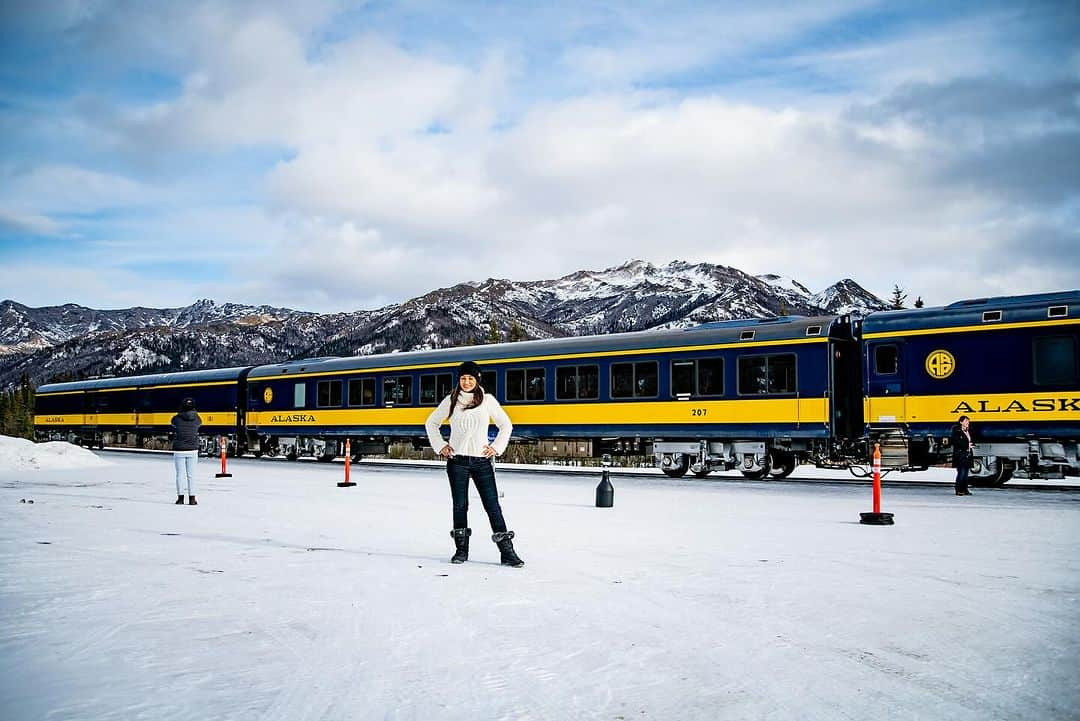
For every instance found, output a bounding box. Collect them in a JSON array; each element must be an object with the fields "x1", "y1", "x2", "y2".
[
  {"x1": 889, "y1": 284, "x2": 908, "y2": 310},
  {"x1": 509, "y1": 320, "x2": 524, "y2": 342},
  {"x1": 914, "y1": 296, "x2": 925, "y2": 308},
  {"x1": 487, "y1": 318, "x2": 501, "y2": 344}
]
